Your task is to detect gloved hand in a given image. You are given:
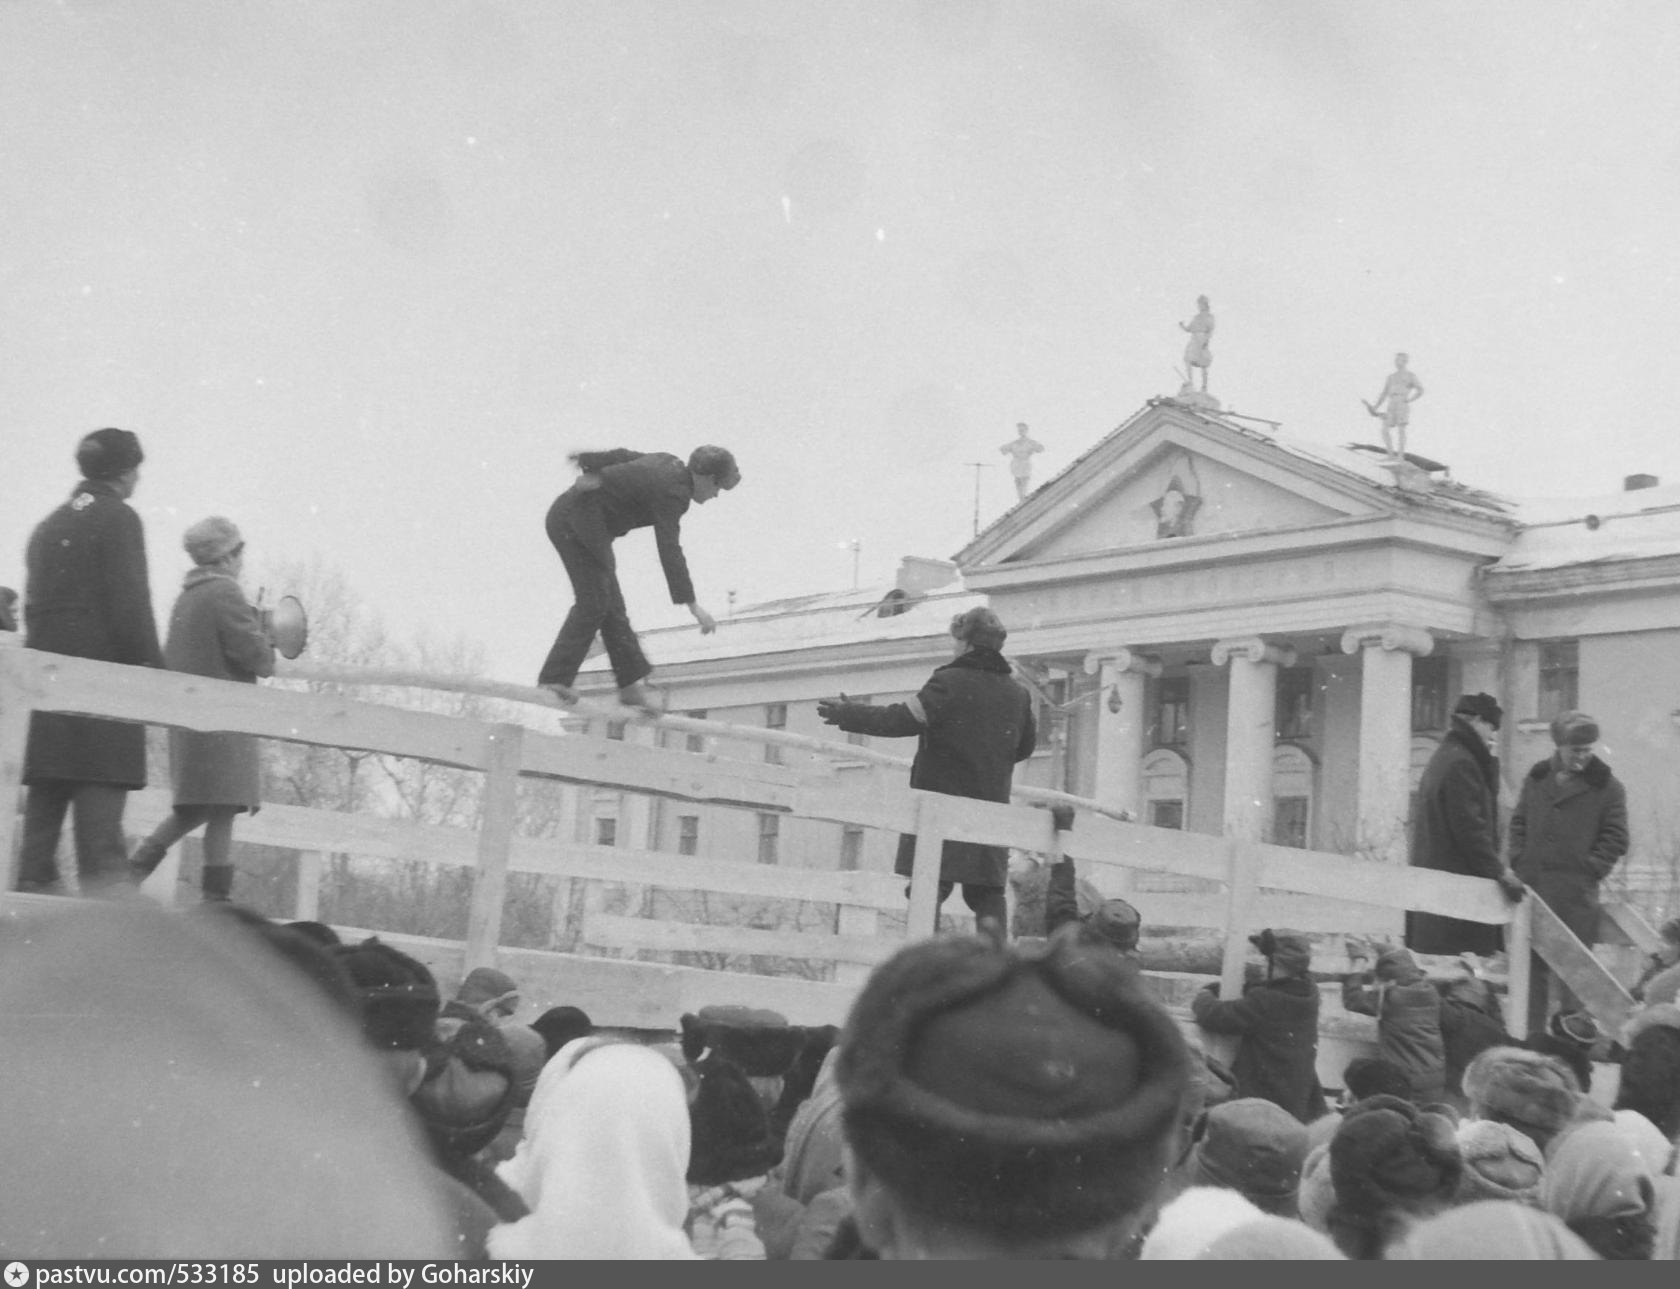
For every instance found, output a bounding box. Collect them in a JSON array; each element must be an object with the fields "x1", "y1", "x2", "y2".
[
  {"x1": 1496, "y1": 870, "x2": 1527, "y2": 901},
  {"x1": 816, "y1": 694, "x2": 853, "y2": 726},
  {"x1": 1049, "y1": 804, "x2": 1075, "y2": 832}
]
